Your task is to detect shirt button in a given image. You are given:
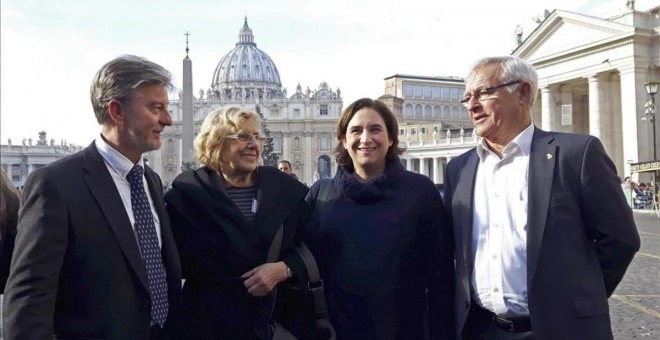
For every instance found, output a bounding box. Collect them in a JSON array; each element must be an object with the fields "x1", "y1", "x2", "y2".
[{"x1": 494, "y1": 288, "x2": 499, "y2": 293}]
